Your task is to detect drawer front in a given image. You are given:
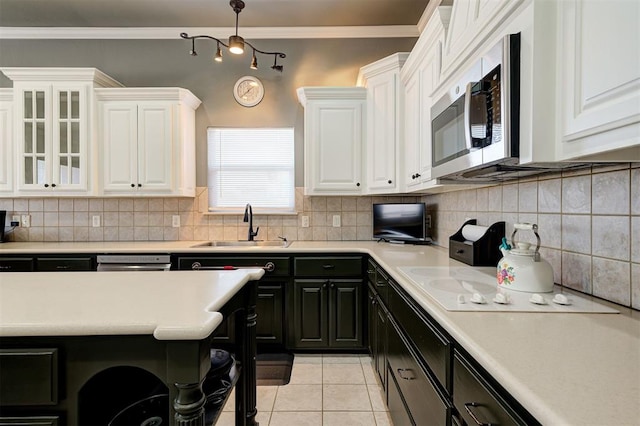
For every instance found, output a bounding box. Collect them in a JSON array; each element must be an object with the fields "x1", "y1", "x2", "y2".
[
  {"x1": 387, "y1": 319, "x2": 450, "y2": 426},
  {"x1": 389, "y1": 281, "x2": 450, "y2": 392},
  {"x1": 387, "y1": 368, "x2": 413, "y2": 426},
  {"x1": 448, "y1": 240, "x2": 474, "y2": 265},
  {"x1": 36, "y1": 257, "x2": 93, "y2": 271},
  {"x1": 178, "y1": 256, "x2": 291, "y2": 277},
  {"x1": 0, "y1": 258, "x2": 34, "y2": 272},
  {"x1": 374, "y1": 268, "x2": 390, "y2": 306},
  {"x1": 366, "y1": 259, "x2": 377, "y2": 285},
  {"x1": 0, "y1": 349, "x2": 58, "y2": 406},
  {"x1": 453, "y1": 352, "x2": 523, "y2": 426},
  {"x1": 294, "y1": 256, "x2": 362, "y2": 277},
  {"x1": 0, "y1": 416, "x2": 60, "y2": 425}
]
